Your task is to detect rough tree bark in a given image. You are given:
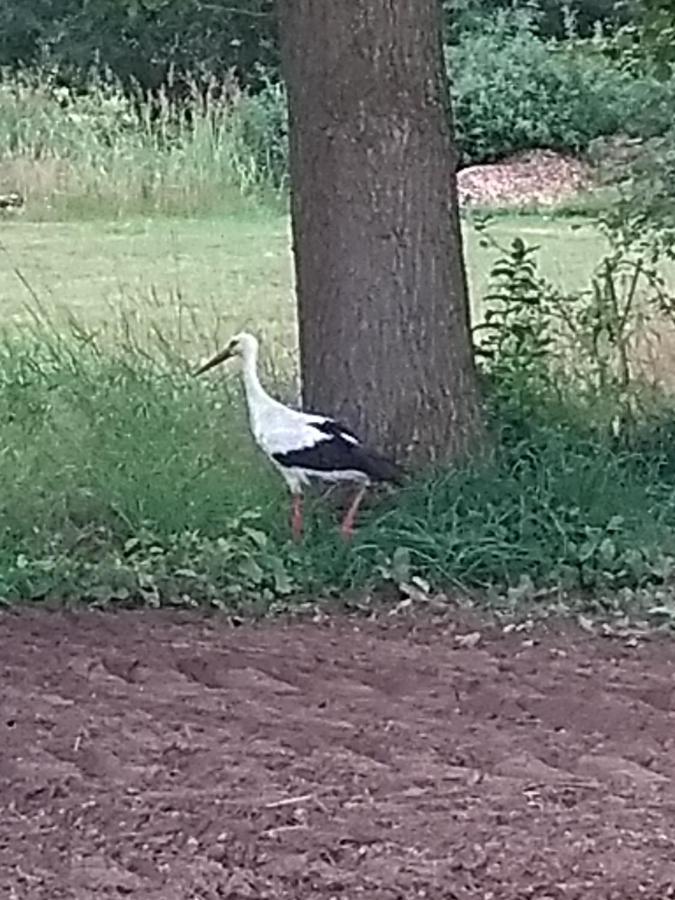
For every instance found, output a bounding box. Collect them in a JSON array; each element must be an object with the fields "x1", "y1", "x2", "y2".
[{"x1": 277, "y1": 0, "x2": 484, "y2": 466}]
